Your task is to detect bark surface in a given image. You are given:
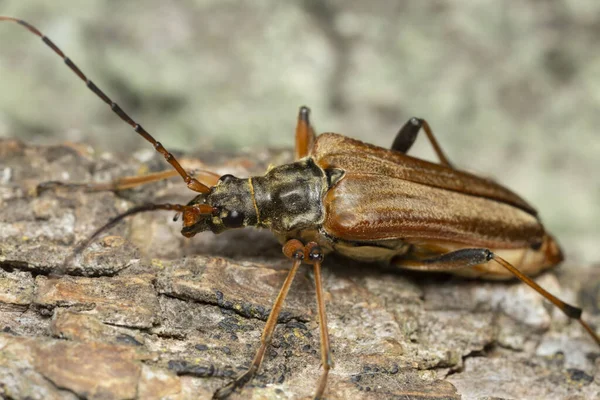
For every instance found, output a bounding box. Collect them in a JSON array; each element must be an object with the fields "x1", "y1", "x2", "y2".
[{"x1": 0, "y1": 138, "x2": 598, "y2": 399}]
